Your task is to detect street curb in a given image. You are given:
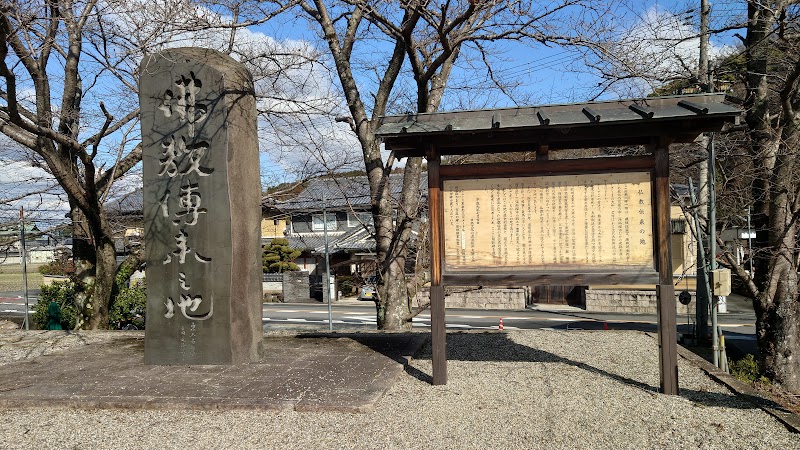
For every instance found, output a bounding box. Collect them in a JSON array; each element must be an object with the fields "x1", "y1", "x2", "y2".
[{"x1": 674, "y1": 341, "x2": 800, "y2": 433}]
